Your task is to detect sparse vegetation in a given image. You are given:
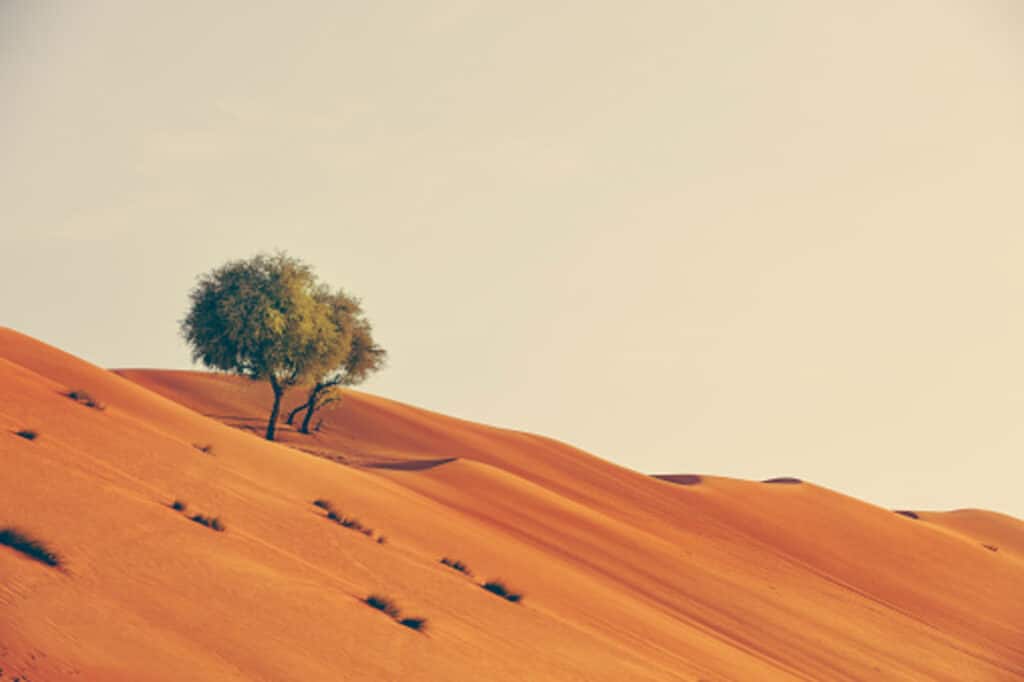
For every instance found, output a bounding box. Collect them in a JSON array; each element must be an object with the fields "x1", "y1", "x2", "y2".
[
  {"x1": 66, "y1": 389, "x2": 105, "y2": 410},
  {"x1": 317, "y1": 500, "x2": 376, "y2": 536},
  {"x1": 482, "y1": 580, "x2": 522, "y2": 603},
  {"x1": 192, "y1": 443, "x2": 215, "y2": 455},
  {"x1": 171, "y1": 499, "x2": 188, "y2": 512},
  {"x1": 399, "y1": 617, "x2": 428, "y2": 631},
  {"x1": 440, "y1": 557, "x2": 471, "y2": 575},
  {"x1": 364, "y1": 595, "x2": 427, "y2": 632},
  {"x1": 376, "y1": 535, "x2": 387, "y2": 545},
  {"x1": 337, "y1": 514, "x2": 370, "y2": 534},
  {"x1": 191, "y1": 514, "x2": 226, "y2": 532},
  {"x1": 15, "y1": 429, "x2": 38, "y2": 441},
  {"x1": 983, "y1": 544, "x2": 999, "y2": 552},
  {"x1": 0, "y1": 528, "x2": 61, "y2": 567},
  {"x1": 894, "y1": 510, "x2": 919, "y2": 520},
  {"x1": 365, "y1": 594, "x2": 401, "y2": 618},
  {"x1": 340, "y1": 517, "x2": 365, "y2": 530}
]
